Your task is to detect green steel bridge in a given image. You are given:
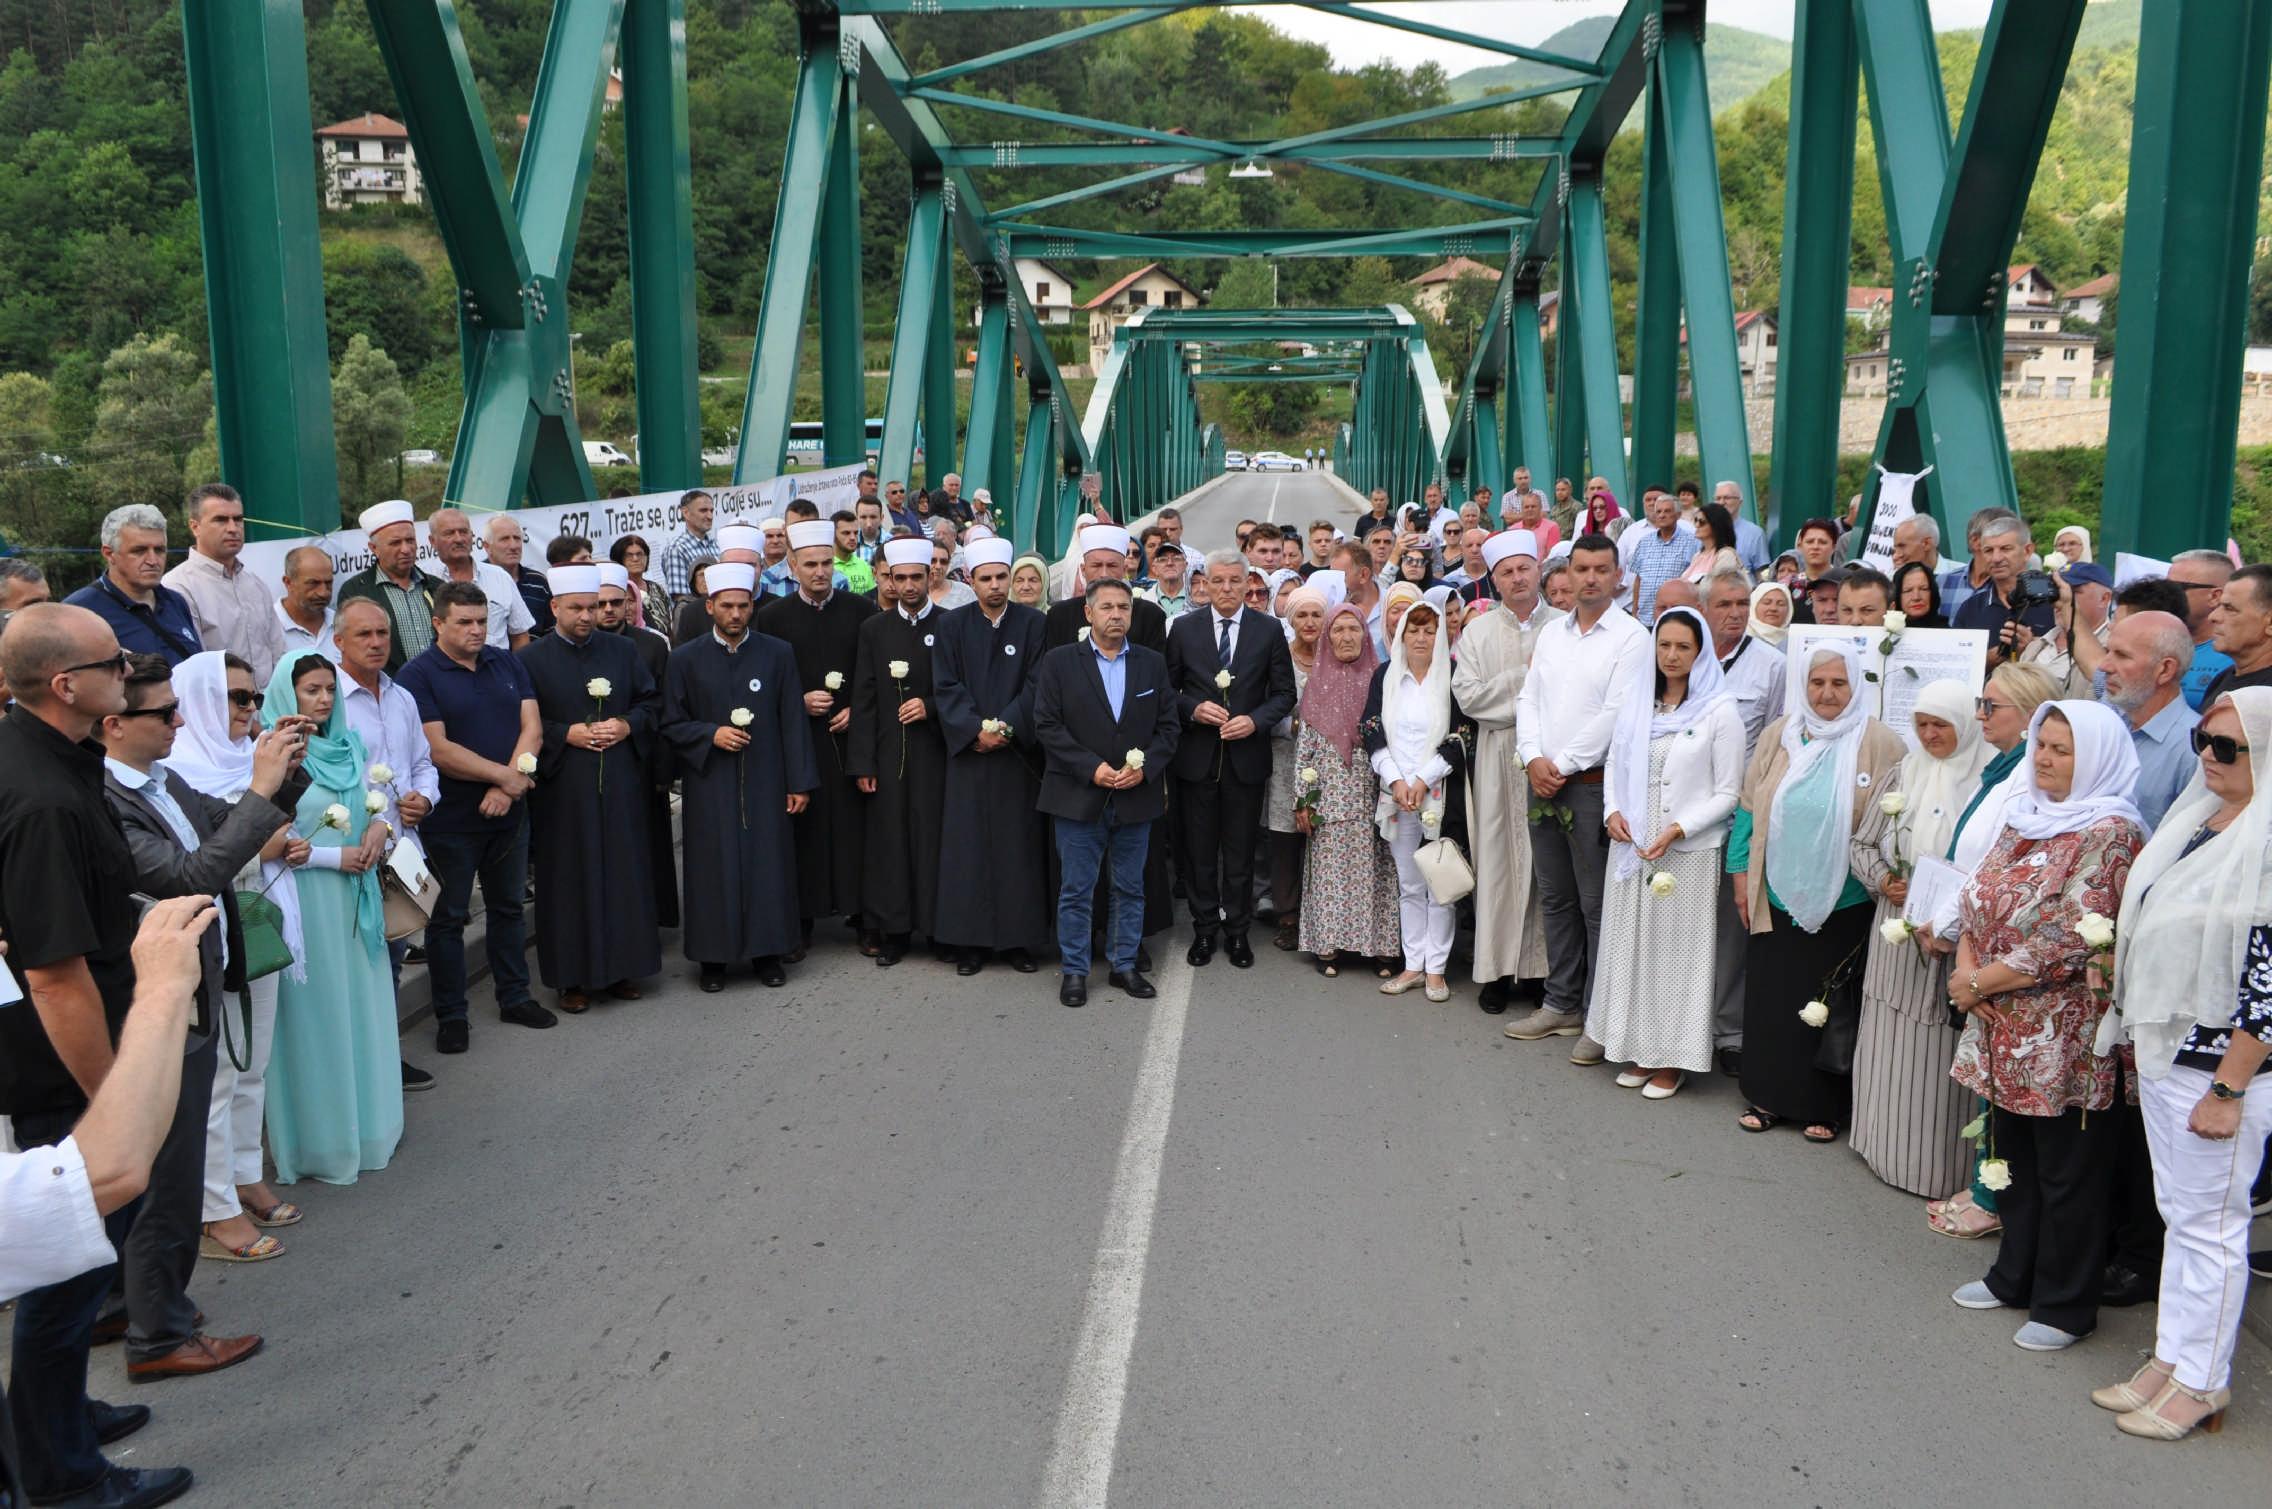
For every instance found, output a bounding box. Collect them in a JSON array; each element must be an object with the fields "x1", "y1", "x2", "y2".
[{"x1": 191, "y1": 1, "x2": 2269, "y2": 559}]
